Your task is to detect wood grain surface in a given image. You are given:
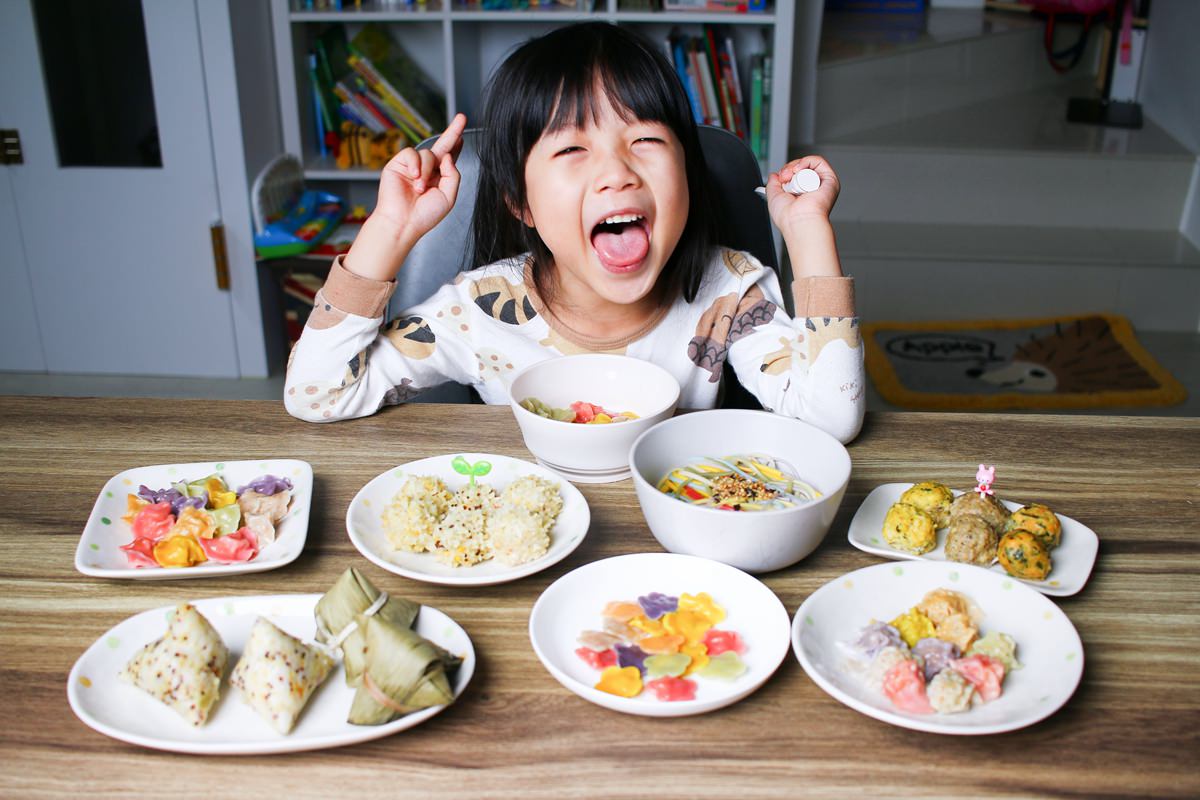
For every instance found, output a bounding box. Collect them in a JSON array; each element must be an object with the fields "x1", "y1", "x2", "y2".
[{"x1": 1, "y1": 397, "x2": 1197, "y2": 799}]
